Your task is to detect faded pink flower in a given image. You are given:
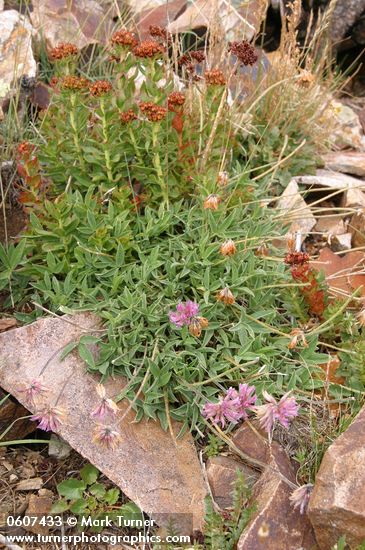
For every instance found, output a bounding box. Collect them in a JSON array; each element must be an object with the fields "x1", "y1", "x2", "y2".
[
  {"x1": 202, "y1": 388, "x2": 242, "y2": 428},
  {"x1": 237, "y1": 383, "x2": 257, "y2": 418},
  {"x1": 17, "y1": 379, "x2": 48, "y2": 406},
  {"x1": 290, "y1": 484, "x2": 313, "y2": 514},
  {"x1": 91, "y1": 384, "x2": 119, "y2": 421},
  {"x1": 169, "y1": 300, "x2": 200, "y2": 327},
  {"x1": 255, "y1": 391, "x2": 299, "y2": 433},
  {"x1": 31, "y1": 406, "x2": 64, "y2": 432},
  {"x1": 93, "y1": 425, "x2": 121, "y2": 449}
]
